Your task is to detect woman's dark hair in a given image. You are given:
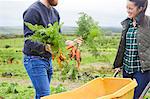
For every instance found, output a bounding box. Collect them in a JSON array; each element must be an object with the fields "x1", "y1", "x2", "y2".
[
  {"x1": 129, "y1": 0, "x2": 148, "y2": 12},
  {"x1": 129, "y1": 0, "x2": 148, "y2": 24}
]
